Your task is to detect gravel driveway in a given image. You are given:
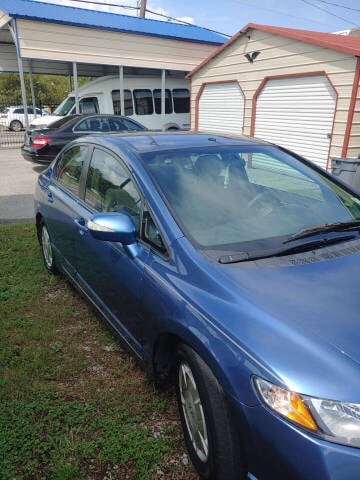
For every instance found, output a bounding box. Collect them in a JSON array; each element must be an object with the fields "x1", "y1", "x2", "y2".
[{"x1": 0, "y1": 148, "x2": 46, "y2": 223}]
